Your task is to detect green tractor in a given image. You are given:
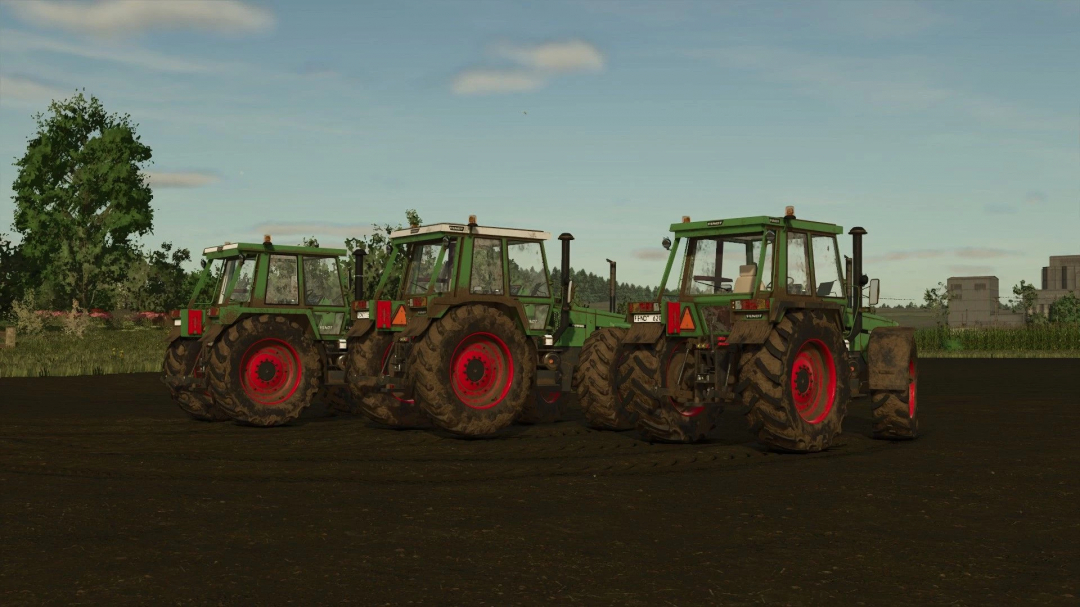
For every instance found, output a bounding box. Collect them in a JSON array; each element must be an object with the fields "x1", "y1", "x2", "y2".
[
  {"x1": 345, "y1": 216, "x2": 628, "y2": 437},
  {"x1": 162, "y1": 237, "x2": 355, "y2": 426},
  {"x1": 602, "y1": 208, "x2": 917, "y2": 451}
]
